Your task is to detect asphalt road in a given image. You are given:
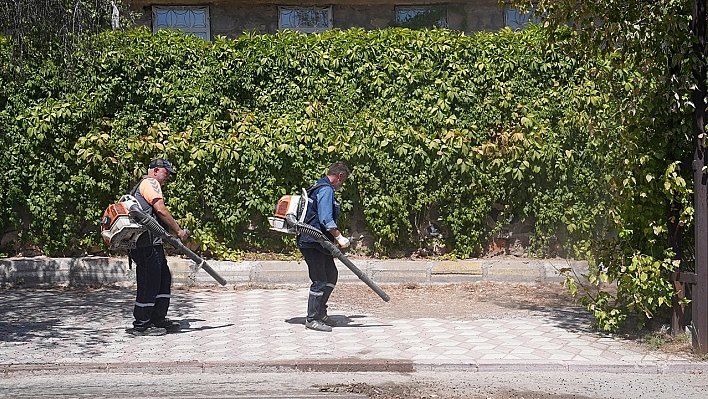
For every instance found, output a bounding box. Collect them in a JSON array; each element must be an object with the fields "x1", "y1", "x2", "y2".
[{"x1": 2, "y1": 370, "x2": 707, "y2": 399}]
